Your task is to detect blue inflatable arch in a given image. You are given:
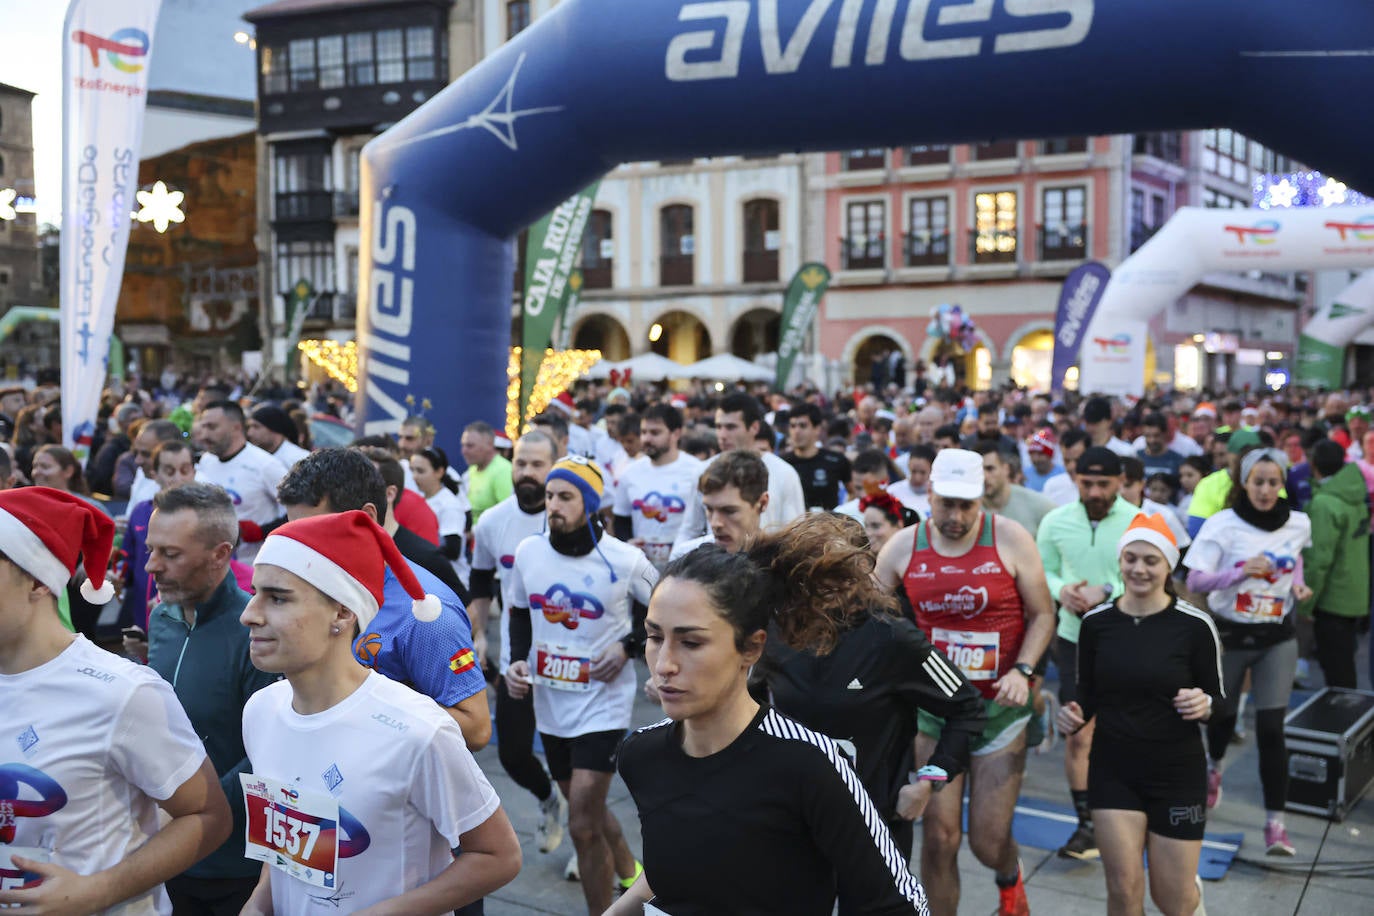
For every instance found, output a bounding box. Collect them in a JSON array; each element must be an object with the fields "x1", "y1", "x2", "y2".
[{"x1": 357, "y1": 0, "x2": 1374, "y2": 437}]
